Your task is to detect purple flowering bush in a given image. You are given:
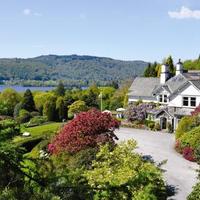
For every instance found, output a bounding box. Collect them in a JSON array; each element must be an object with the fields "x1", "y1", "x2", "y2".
[{"x1": 125, "y1": 103, "x2": 156, "y2": 123}]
